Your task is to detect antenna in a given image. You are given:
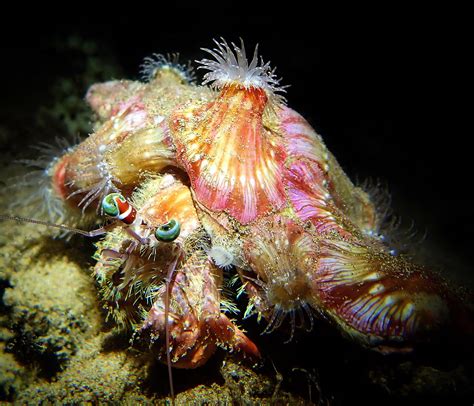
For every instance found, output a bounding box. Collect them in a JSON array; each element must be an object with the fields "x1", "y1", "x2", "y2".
[{"x1": 0, "y1": 215, "x2": 107, "y2": 238}]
